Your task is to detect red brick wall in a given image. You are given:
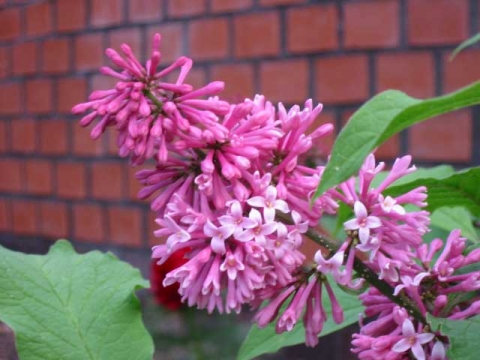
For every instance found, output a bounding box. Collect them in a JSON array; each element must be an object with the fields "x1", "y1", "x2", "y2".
[{"x1": 0, "y1": 0, "x2": 479, "y2": 252}]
